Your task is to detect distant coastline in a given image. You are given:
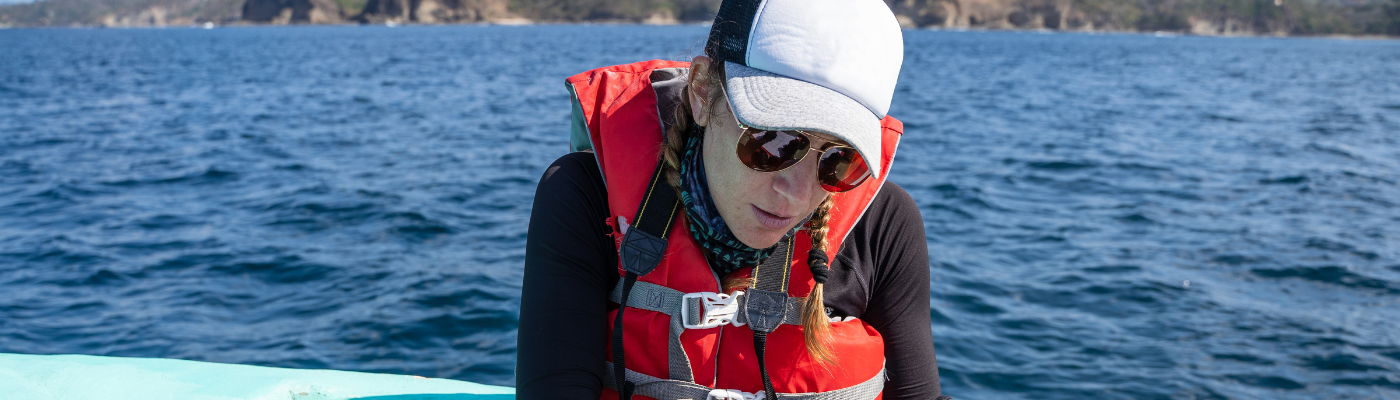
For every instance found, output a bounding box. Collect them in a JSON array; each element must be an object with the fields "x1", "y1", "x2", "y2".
[
  {"x1": 2, "y1": 0, "x2": 1397, "y2": 38},
  {"x1": 6, "y1": 21, "x2": 1397, "y2": 42}
]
